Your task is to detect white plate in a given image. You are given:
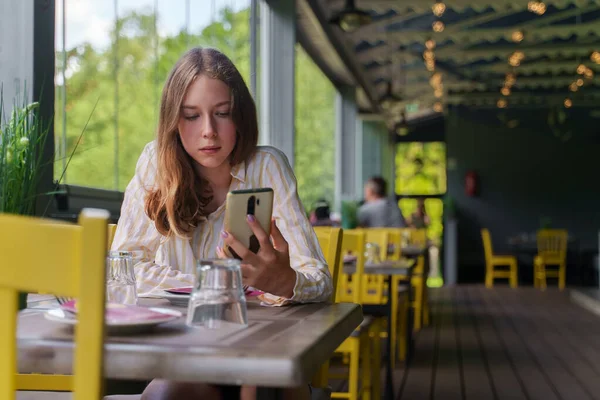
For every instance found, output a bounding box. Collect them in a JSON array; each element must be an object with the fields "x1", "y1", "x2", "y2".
[
  {"x1": 148, "y1": 291, "x2": 190, "y2": 308},
  {"x1": 44, "y1": 307, "x2": 182, "y2": 335}
]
